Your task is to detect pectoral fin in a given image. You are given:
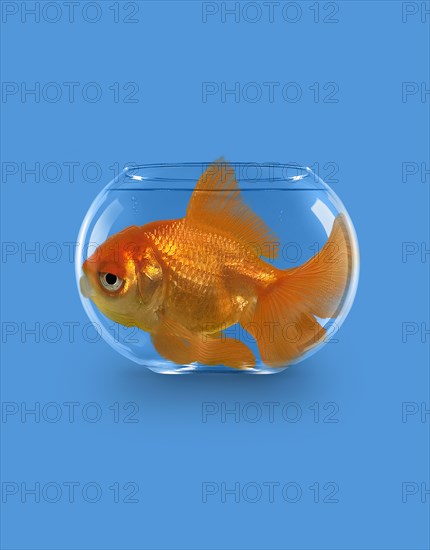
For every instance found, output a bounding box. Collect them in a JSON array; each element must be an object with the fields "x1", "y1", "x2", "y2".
[{"x1": 137, "y1": 248, "x2": 164, "y2": 305}]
